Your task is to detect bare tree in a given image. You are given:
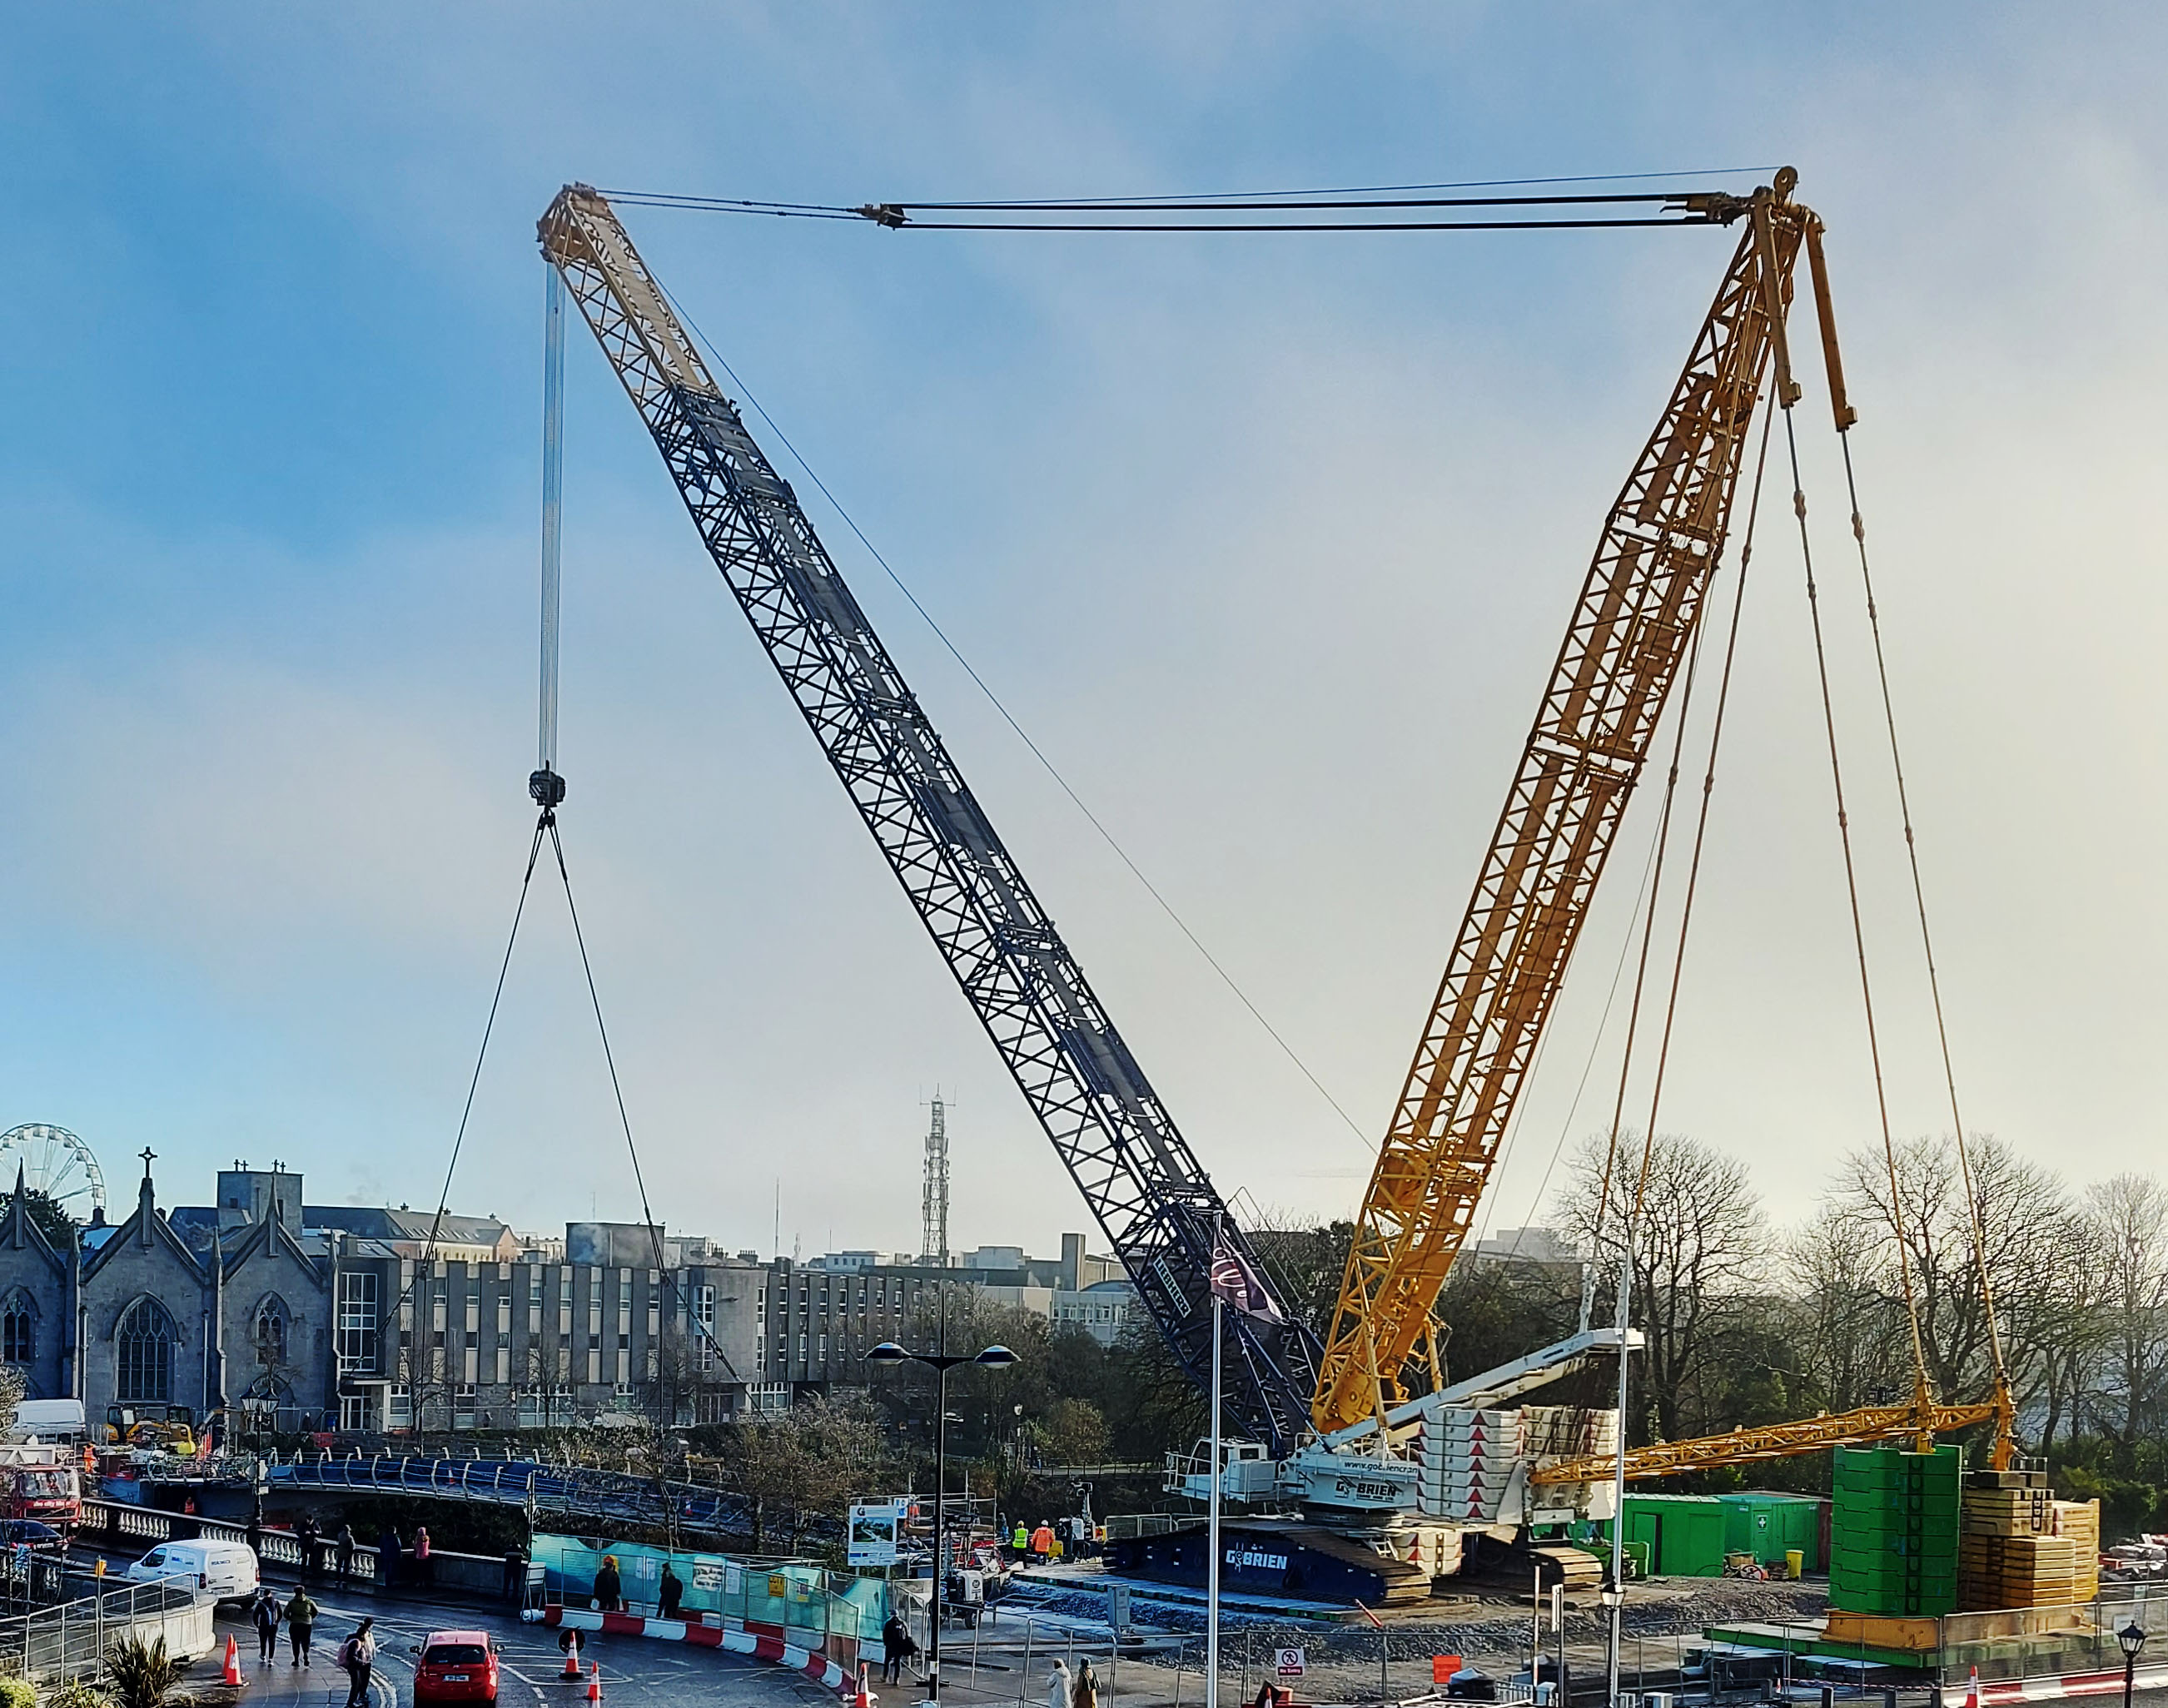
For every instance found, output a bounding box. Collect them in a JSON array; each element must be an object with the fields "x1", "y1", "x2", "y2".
[
  {"x1": 1789, "y1": 1201, "x2": 1914, "y2": 1413},
  {"x1": 1553, "y1": 1131, "x2": 1768, "y2": 1443},
  {"x1": 2081, "y1": 1174, "x2": 2168, "y2": 1458},
  {"x1": 1831, "y1": 1135, "x2": 2071, "y2": 1411},
  {"x1": 723, "y1": 1393, "x2": 895, "y2": 1552}
]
